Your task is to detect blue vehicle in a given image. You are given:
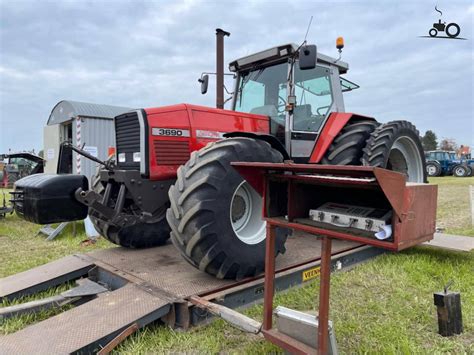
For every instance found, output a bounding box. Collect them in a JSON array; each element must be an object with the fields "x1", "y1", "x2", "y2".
[
  {"x1": 425, "y1": 150, "x2": 456, "y2": 176},
  {"x1": 453, "y1": 152, "x2": 474, "y2": 177},
  {"x1": 425, "y1": 150, "x2": 473, "y2": 177}
]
